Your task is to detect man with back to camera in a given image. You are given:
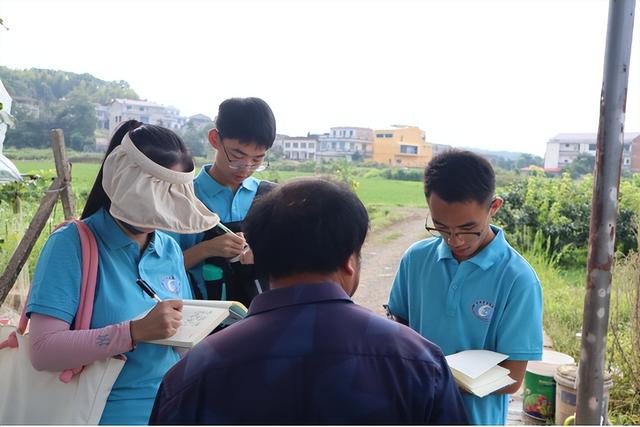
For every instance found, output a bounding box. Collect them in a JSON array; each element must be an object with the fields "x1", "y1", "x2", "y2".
[
  {"x1": 170, "y1": 97, "x2": 276, "y2": 307},
  {"x1": 150, "y1": 178, "x2": 470, "y2": 425},
  {"x1": 387, "y1": 150, "x2": 544, "y2": 425}
]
